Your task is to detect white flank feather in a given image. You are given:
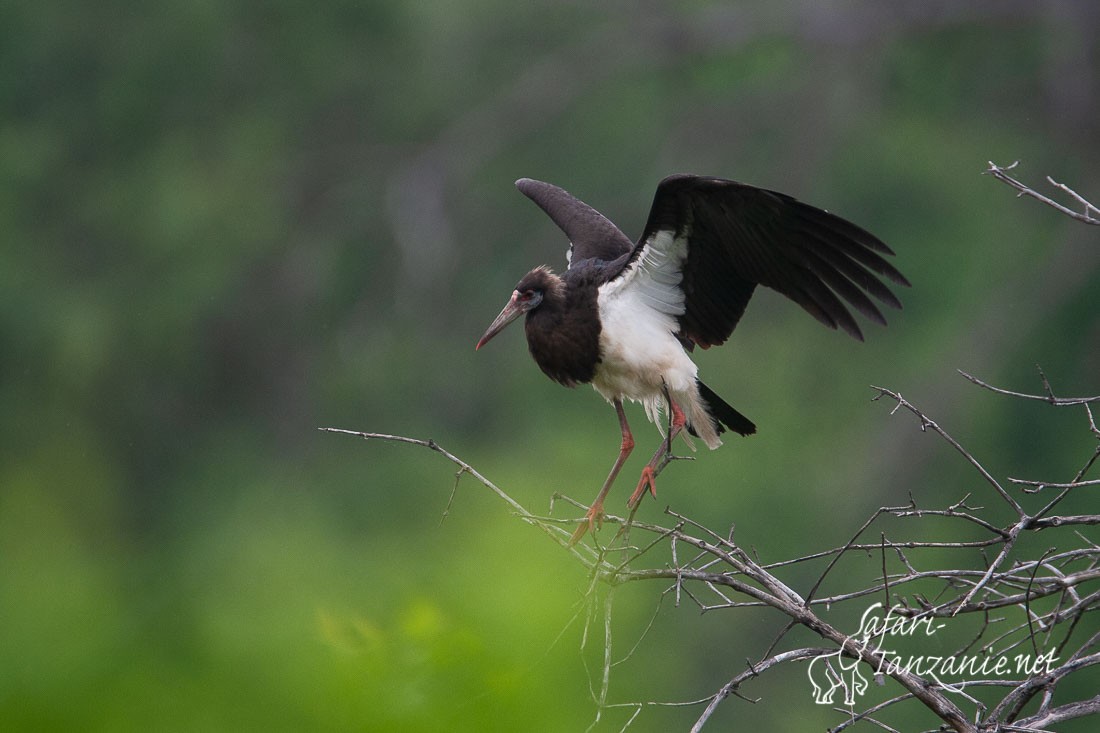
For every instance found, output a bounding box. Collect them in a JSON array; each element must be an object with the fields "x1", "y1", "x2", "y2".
[{"x1": 590, "y1": 228, "x2": 722, "y2": 449}]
